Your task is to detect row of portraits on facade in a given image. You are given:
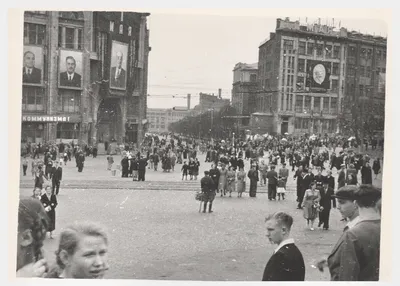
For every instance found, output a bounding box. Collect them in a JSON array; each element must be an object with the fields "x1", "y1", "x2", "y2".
[{"x1": 23, "y1": 40, "x2": 129, "y2": 90}]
